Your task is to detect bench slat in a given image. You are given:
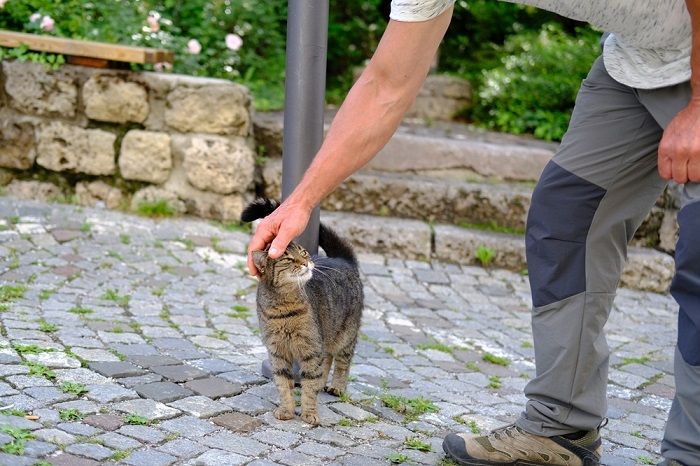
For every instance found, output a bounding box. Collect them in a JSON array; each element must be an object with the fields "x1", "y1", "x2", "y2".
[{"x1": 0, "y1": 30, "x2": 173, "y2": 64}]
